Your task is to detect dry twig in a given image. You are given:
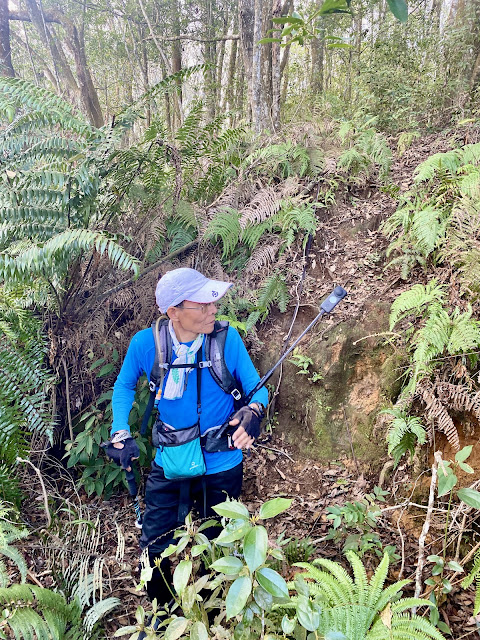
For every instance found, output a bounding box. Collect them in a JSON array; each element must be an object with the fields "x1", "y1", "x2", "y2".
[{"x1": 413, "y1": 451, "x2": 441, "y2": 611}]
